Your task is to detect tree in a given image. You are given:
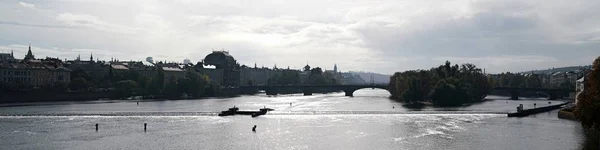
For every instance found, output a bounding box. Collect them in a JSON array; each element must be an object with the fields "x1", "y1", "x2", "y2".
[
  {"x1": 310, "y1": 67, "x2": 323, "y2": 76},
  {"x1": 524, "y1": 74, "x2": 542, "y2": 88},
  {"x1": 509, "y1": 75, "x2": 525, "y2": 88},
  {"x1": 163, "y1": 76, "x2": 180, "y2": 99},
  {"x1": 69, "y1": 77, "x2": 88, "y2": 91},
  {"x1": 276, "y1": 70, "x2": 301, "y2": 85},
  {"x1": 115, "y1": 80, "x2": 138, "y2": 97},
  {"x1": 389, "y1": 61, "x2": 491, "y2": 106},
  {"x1": 401, "y1": 77, "x2": 425, "y2": 103},
  {"x1": 574, "y1": 56, "x2": 600, "y2": 129},
  {"x1": 185, "y1": 71, "x2": 208, "y2": 97},
  {"x1": 429, "y1": 78, "x2": 470, "y2": 106}
]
